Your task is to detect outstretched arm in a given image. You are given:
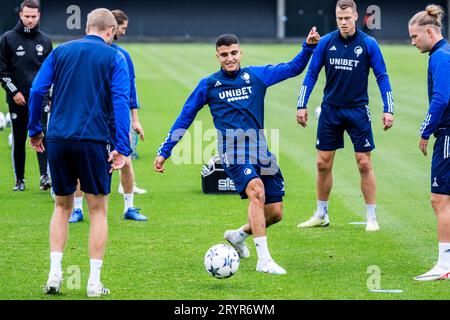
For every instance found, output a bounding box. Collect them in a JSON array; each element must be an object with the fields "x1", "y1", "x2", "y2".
[{"x1": 249, "y1": 27, "x2": 320, "y2": 87}]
